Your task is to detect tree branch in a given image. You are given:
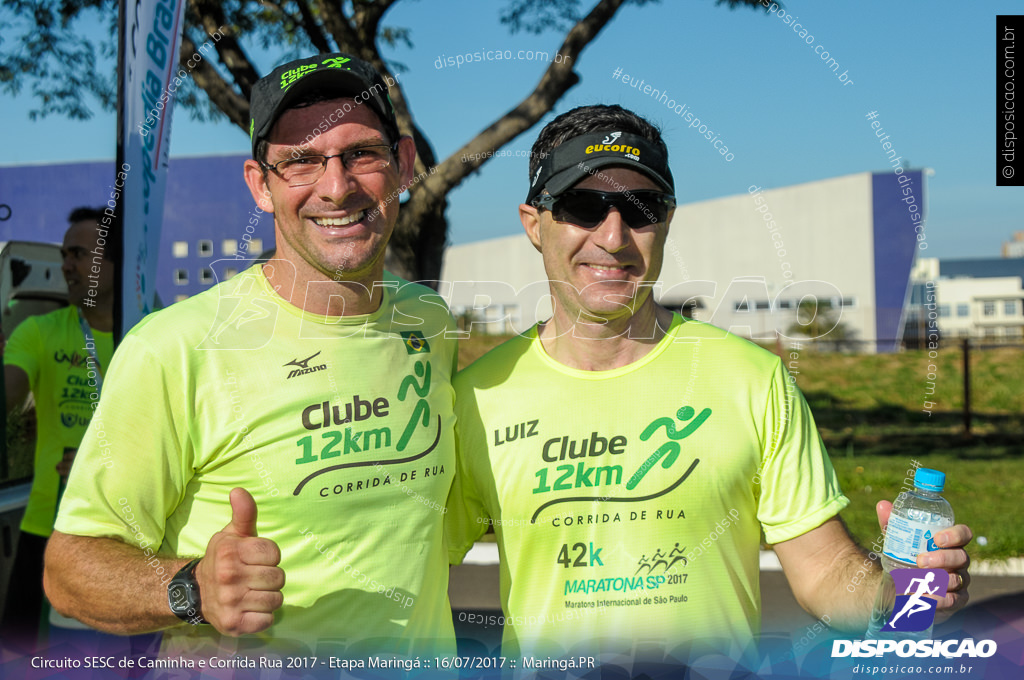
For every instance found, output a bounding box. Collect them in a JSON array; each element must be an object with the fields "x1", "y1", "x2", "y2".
[
  {"x1": 387, "y1": 0, "x2": 633, "y2": 283},
  {"x1": 353, "y1": 0, "x2": 400, "y2": 46},
  {"x1": 187, "y1": 0, "x2": 260, "y2": 102},
  {"x1": 180, "y1": 34, "x2": 250, "y2": 130},
  {"x1": 314, "y1": 0, "x2": 362, "y2": 53},
  {"x1": 294, "y1": 0, "x2": 335, "y2": 53},
  {"x1": 320, "y1": 3, "x2": 439, "y2": 178},
  {"x1": 419, "y1": 0, "x2": 626, "y2": 201},
  {"x1": 260, "y1": 0, "x2": 305, "y2": 35}
]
